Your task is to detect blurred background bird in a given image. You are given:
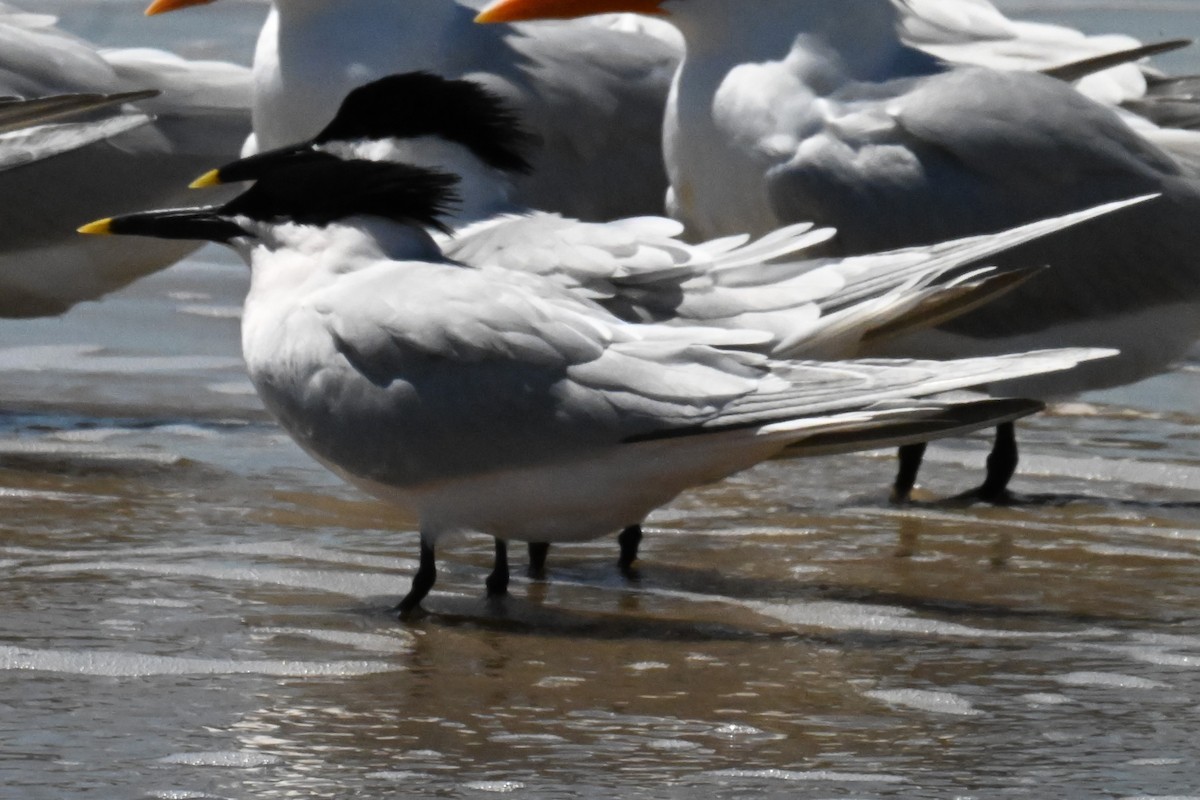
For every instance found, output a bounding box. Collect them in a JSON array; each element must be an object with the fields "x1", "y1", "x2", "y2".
[
  {"x1": 477, "y1": 0, "x2": 1200, "y2": 505},
  {"x1": 146, "y1": 0, "x2": 682, "y2": 221},
  {"x1": 0, "y1": 4, "x2": 251, "y2": 317}
]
